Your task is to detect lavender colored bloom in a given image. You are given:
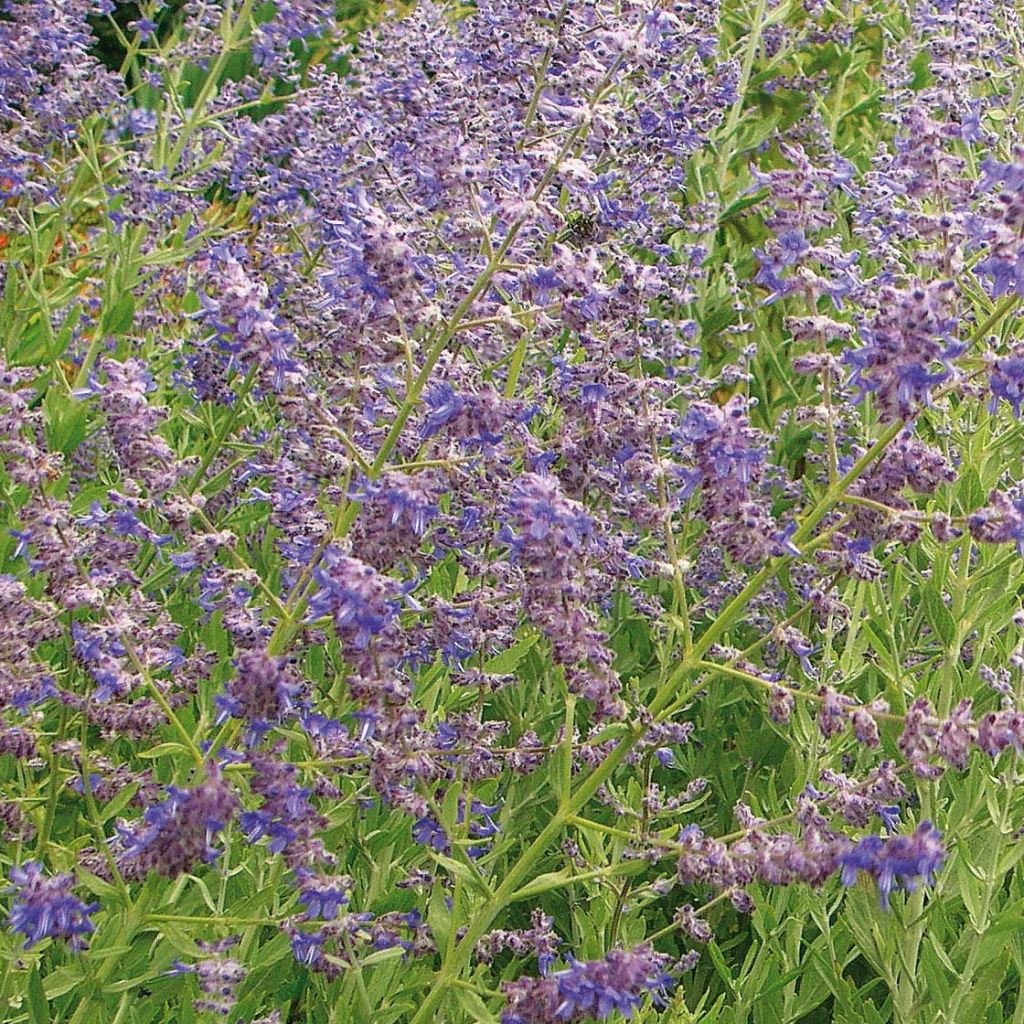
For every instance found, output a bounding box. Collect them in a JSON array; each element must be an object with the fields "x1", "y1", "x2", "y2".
[
  {"x1": 307, "y1": 550, "x2": 398, "y2": 648},
  {"x1": 214, "y1": 650, "x2": 304, "y2": 734},
  {"x1": 768, "y1": 685, "x2": 795, "y2": 723},
  {"x1": 171, "y1": 939, "x2": 247, "y2": 1017},
  {"x1": 837, "y1": 822, "x2": 946, "y2": 909},
  {"x1": 678, "y1": 396, "x2": 780, "y2": 563},
  {"x1": 817, "y1": 686, "x2": 853, "y2": 739},
  {"x1": 968, "y1": 490, "x2": 1024, "y2": 555},
  {"x1": 412, "y1": 815, "x2": 449, "y2": 853},
  {"x1": 674, "y1": 904, "x2": 713, "y2": 943},
  {"x1": 117, "y1": 764, "x2": 238, "y2": 880},
  {"x1": 477, "y1": 910, "x2": 560, "y2": 972},
  {"x1": 507, "y1": 473, "x2": 594, "y2": 552},
  {"x1": 502, "y1": 473, "x2": 622, "y2": 717},
  {"x1": 129, "y1": 17, "x2": 158, "y2": 40},
  {"x1": 290, "y1": 928, "x2": 325, "y2": 967},
  {"x1": 937, "y1": 699, "x2": 976, "y2": 770},
  {"x1": 6, "y1": 863, "x2": 98, "y2": 950},
  {"x1": 295, "y1": 871, "x2": 352, "y2": 921},
  {"x1": 654, "y1": 747, "x2": 675, "y2": 767},
  {"x1": 845, "y1": 281, "x2": 960, "y2": 422},
  {"x1": 989, "y1": 353, "x2": 1024, "y2": 417},
  {"x1": 241, "y1": 748, "x2": 329, "y2": 866},
  {"x1": 502, "y1": 945, "x2": 673, "y2": 1024},
  {"x1": 974, "y1": 151, "x2": 1024, "y2": 298}
]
